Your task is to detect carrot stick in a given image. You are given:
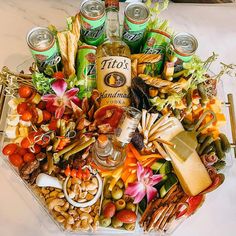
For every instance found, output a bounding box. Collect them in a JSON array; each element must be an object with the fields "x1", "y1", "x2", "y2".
[
  {"x1": 139, "y1": 154, "x2": 162, "y2": 159},
  {"x1": 128, "y1": 143, "x2": 142, "y2": 160},
  {"x1": 127, "y1": 152, "x2": 135, "y2": 158}
]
